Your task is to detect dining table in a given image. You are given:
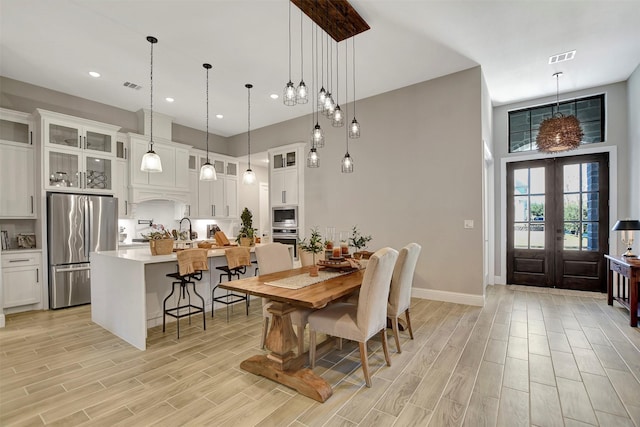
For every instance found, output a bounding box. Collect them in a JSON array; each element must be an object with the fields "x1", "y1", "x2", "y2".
[{"x1": 218, "y1": 265, "x2": 365, "y2": 402}]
